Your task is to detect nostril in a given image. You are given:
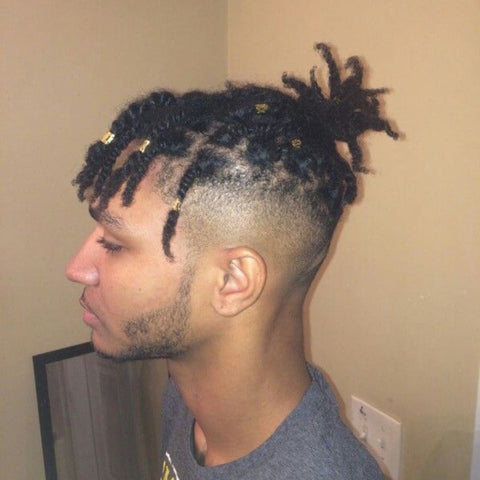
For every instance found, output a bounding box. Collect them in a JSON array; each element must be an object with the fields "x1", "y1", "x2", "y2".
[{"x1": 83, "y1": 269, "x2": 100, "y2": 285}]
